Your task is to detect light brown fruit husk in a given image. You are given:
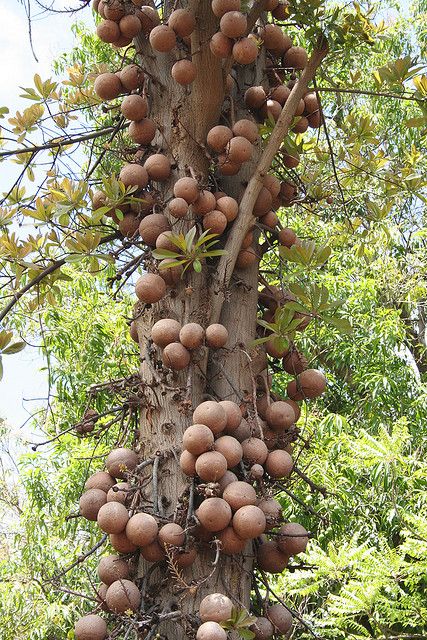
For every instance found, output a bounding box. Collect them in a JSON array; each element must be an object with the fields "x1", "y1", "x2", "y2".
[
  {"x1": 138, "y1": 6, "x2": 161, "y2": 33},
  {"x1": 107, "y1": 482, "x2": 130, "y2": 504},
  {"x1": 140, "y1": 539, "x2": 165, "y2": 562},
  {"x1": 126, "y1": 512, "x2": 158, "y2": 546},
  {"x1": 267, "y1": 604, "x2": 293, "y2": 633},
  {"x1": 158, "y1": 522, "x2": 185, "y2": 548},
  {"x1": 283, "y1": 45, "x2": 308, "y2": 69},
  {"x1": 120, "y1": 94, "x2": 148, "y2": 121},
  {"x1": 257, "y1": 540, "x2": 289, "y2": 572},
  {"x1": 211, "y1": 0, "x2": 240, "y2": 17},
  {"x1": 210, "y1": 32, "x2": 233, "y2": 58},
  {"x1": 138, "y1": 213, "x2": 170, "y2": 246},
  {"x1": 216, "y1": 196, "x2": 239, "y2": 222},
  {"x1": 227, "y1": 136, "x2": 253, "y2": 163},
  {"x1": 162, "y1": 342, "x2": 191, "y2": 370},
  {"x1": 223, "y1": 480, "x2": 257, "y2": 511},
  {"x1": 151, "y1": 318, "x2": 181, "y2": 347},
  {"x1": 217, "y1": 526, "x2": 246, "y2": 554},
  {"x1": 75, "y1": 614, "x2": 107, "y2": 640},
  {"x1": 250, "y1": 616, "x2": 275, "y2": 640},
  {"x1": 265, "y1": 449, "x2": 294, "y2": 478},
  {"x1": 158, "y1": 259, "x2": 182, "y2": 285},
  {"x1": 245, "y1": 85, "x2": 266, "y2": 109},
  {"x1": 156, "y1": 230, "x2": 177, "y2": 252},
  {"x1": 270, "y1": 84, "x2": 290, "y2": 105},
  {"x1": 128, "y1": 118, "x2": 156, "y2": 145},
  {"x1": 135, "y1": 273, "x2": 166, "y2": 304},
  {"x1": 192, "y1": 190, "x2": 216, "y2": 216},
  {"x1": 195, "y1": 451, "x2": 228, "y2": 482},
  {"x1": 257, "y1": 496, "x2": 283, "y2": 529},
  {"x1": 193, "y1": 400, "x2": 227, "y2": 434},
  {"x1": 79, "y1": 489, "x2": 107, "y2": 521},
  {"x1": 118, "y1": 213, "x2": 140, "y2": 238},
  {"x1": 97, "y1": 501, "x2": 129, "y2": 534},
  {"x1": 277, "y1": 522, "x2": 309, "y2": 555},
  {"x1": 98, "y1": 555, "x2": 130, "y2": 585},
  {"x1": 260, "y1": 211, "x2": 279, "y2": 230},
  {"x1": 241, "y1": 437, "x2": 268, "y2": 464},
  {"x1": 263, "y1": 173, "x2": 281, "y2": 197},
  {"x1": 144, "y1": 154, "x2": 171, "y2": 181},
  {"x1": 171, "y1": 59, "x2": 196, "y2": 85},
  {"x1": 203, "y1": 210, "x2": 228, "y2": 235},
  {"x1": 220, "y1": 10, "x2": 247, "y2": 38},
  {"x1": 180, "y1": 449, "x2": 197, "y2": 476},
  {"x1": 168, "y1": 197, "x2": 189, "y2": 218},
  {"x1": 168, "y1": 8, "x2": 196, "y2": 36},
  {"x1": 219, "y1": 400, "x2": 242, "y2": 430},
  {"x1": 229, "y1": 417, "x2": 251, "y2": 442},
  {"x1": 232, "y1": 504, "x2": 266, "y2": 539},
  {"x1": 214, "y1": 435, "x2": 243, "y2": 468},
  {"x1": 205, "y1": 324, "x2": 229, "y2": 348},
  {"x1": 94, "y1": 72, "x2": 122, "y2": 100},
  {"x1": 96, "y1": 19, "x2": 120, "y2": 43},
  {"x1": 265, "y1": 400, "x2": 295, "y2": 431},
  {"x1": 105, "y1": 579, "x2": 141, "y2": 613},
  {"x1": 119, "y1": 163, "x2": 148, "y2": 189},
  {"x1": 149, "y1": 24, "x2": 176, "y2": 52},
  {"x1": 196, "y1": 497, "x2": 232, "y2": 532},
  {"x1": 196, "y1": 621, "x2": 227, "y2": 640},
  {"x1": 287, "y1": 368, "x2": 326, "y2": 400},
  {"x1": 293, "y1": 115, "x2": 309, "y2": 133},
  {"x1": 207, "y1": 125, "x2": 233, "y2": 152},
  {"x1": 253, "y1": 186, "x2": 273, "y2": 216},
  {"x1": 199, "y1": 593, "x2": 234, "y2": 623},
  {"x1": 173, "y1": 177, "x2": 199, "y2": 203},
  {"x1": 282, "y1": 346, "x2": 308, "y2": 375},
  {"x1": 106, "y1": 447, "x2": 139, "y2": 479},
  {"x1": 85, "y1": 471, "x2": 116, "y2": 492},
  {"x1": 109, "y1": 531, "x2": 137, "y2": 553},
  {"x1": 233, "y1": 37, "x2": 258, "y2": 64},
  {"x1": 183, "y1": 423, "x2": 215, "y2": 455},
  {"x1": 119, "y1": 14, "x2": 141, "y2": 37},
  {"x1": 217, "y1": 470, "x2": 238, "y2": 494},
  {"x1": 119, "y1": 64, "x2": 144, "y2": 91},
  {"x1": 218, "y1": 154, "x2": 241, "y2": 175},
  {"x1": 179, "y1": 322, "x2": 205, "y2": 350}
]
